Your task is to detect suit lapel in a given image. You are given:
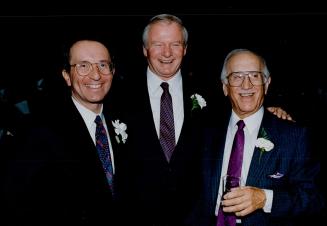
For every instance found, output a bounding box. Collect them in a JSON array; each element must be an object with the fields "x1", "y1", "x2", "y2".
[
  {"x1": 211, "y1": 120, "x2": 229, "y2": 205},
  {"x1": 202, "y1": 116, "x2": 229, "y2": 211},
  {"x1": 133, "y1": 76, "x2": 167, "y2": 162},
  {"x1": 67, "y1": 99, "x2": 98, "y2": 160},
  {"x1": 181, "y1": 77, "x2": 193, "y2": 127},
  {"x1": 246, "y1": 111, "x2": 276, "y2": 185},
  {"x1": 105, "y1": 115, "x2": 119, "y2": 159}
]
